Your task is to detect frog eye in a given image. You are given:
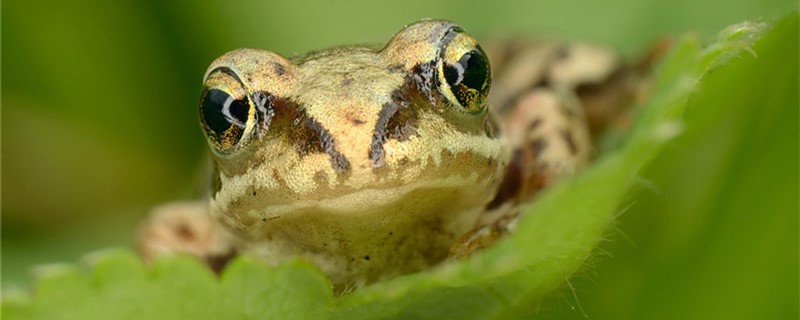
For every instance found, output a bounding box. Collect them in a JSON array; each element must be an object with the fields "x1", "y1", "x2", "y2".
[
  {"x1": 199, "y1": 70, "x2": 256, "y2": 154},
  {"x1": 437, "y1": 29, "x2": 491, "y2": 113}
]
